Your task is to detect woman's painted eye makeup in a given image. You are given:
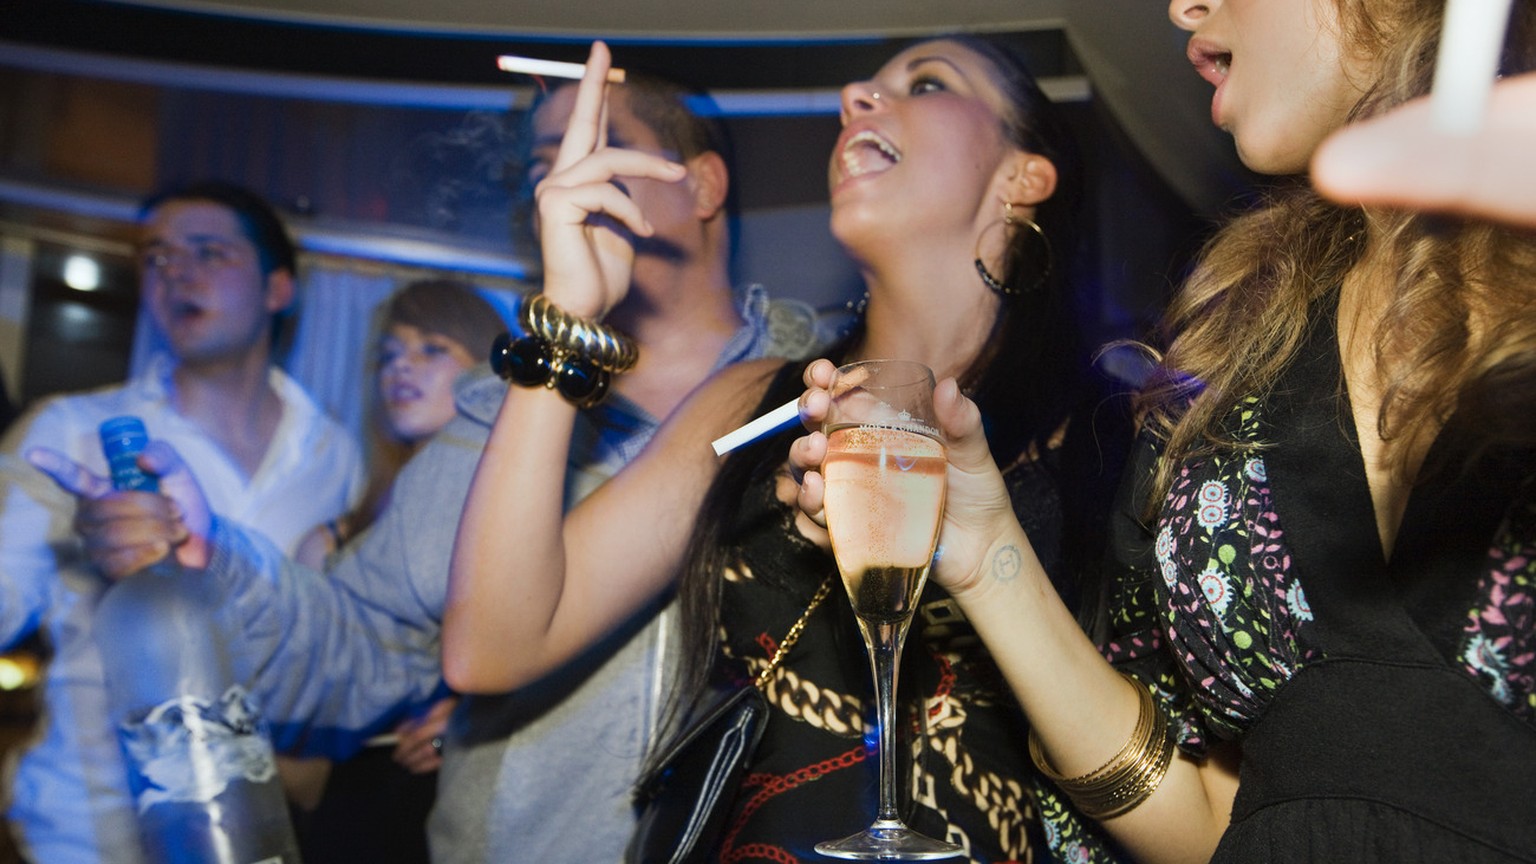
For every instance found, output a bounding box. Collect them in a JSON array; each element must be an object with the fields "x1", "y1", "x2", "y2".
[{"x1": 909, "y1": 75, "x2": 947, "y2": 96}]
